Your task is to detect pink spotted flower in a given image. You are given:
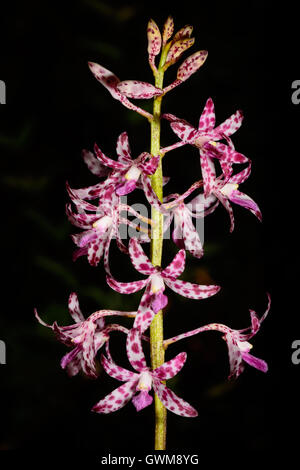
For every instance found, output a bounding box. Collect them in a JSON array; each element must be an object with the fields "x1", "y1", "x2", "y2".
[
  {"x1": 162, "y1": 98, "x2": 247, "y2": 196},
  {"x1": 92, "y1": 327, "x2": 198, "y2": 417},
  {"x1": 67, "y1": 134, "x2": 169, "y2": 209},
  {"x1": 34, "y1": 292, "x2": 137, "y2": 378},
  {"x1": 66, "y1": 184, "x2": 152, "y2": 271},
  {"x1": 164, "y1": 294, "x2": 271, "y2": 380},
  {"x1": 93, "y1": 132, "x2": 164, "y2": 209},
  {"x1": 189, "y1": 163, "x2": 262, "y2": 232},
  {"x1": 106, "y1": 238, "x2": 220, "y2": 333},
  {"x1": 161, "y1": 183, "x2": 219, "y2": 258}
]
